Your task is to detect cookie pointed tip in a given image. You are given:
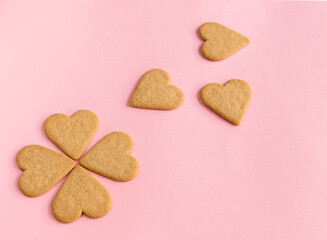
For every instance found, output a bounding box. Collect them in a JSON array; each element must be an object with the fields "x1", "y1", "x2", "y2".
[
  {"x1": 128, "y1": 99, "x2": 136, "y2": 108},
  {"x1": 232, "y1": 121, "x2": 241, "y2": 126}
]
